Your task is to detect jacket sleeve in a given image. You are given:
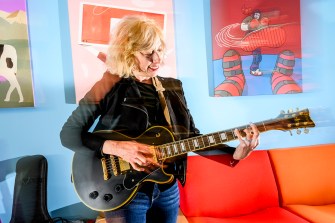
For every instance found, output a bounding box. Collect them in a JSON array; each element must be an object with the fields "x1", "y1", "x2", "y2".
[{"x1": 60, "y1": 72, "x2": 121, "y2": 157}]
